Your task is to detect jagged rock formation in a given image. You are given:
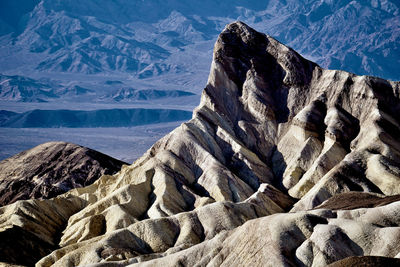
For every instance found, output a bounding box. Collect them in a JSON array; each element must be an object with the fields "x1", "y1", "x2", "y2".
[
  {"x1": 315, "y1": 192, "x2": 400, "y2": 210},
  {"x1": 1, "y1": 22, "x2": 400, "y2": 266},
  {"x1": 0, "y1": 142, "x2": 126, "y2": 206},
  {"x1": 0, "y1": 197, "x2": 86, "y2": 266},
  {"x1": 120, "y1": 200, "x2": 400, "y2": 266}
]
